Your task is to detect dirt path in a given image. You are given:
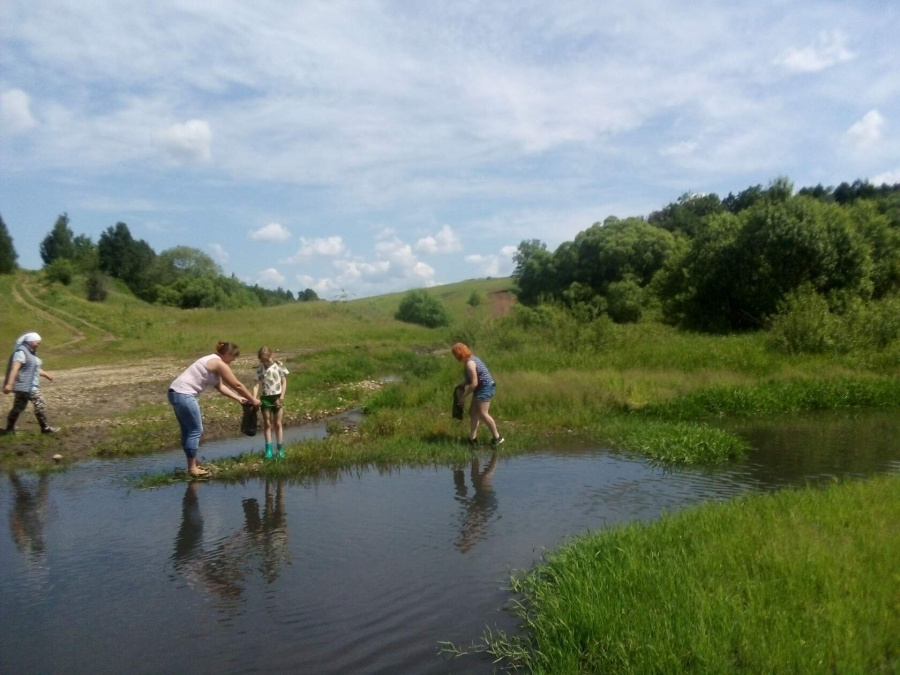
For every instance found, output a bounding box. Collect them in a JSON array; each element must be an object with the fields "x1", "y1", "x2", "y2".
[
  {"x1": 16, "y1": 279, "x2": 118, "y2": 344},
  {"x1": 489, "y1": 290, "x2": 516, "y2": 318},
  {"x1": 0, "y1": 352, "x2": 372, "y2": 467},
  {"x1": 12, "y1": 279, "x2": 86, "y2": 350}
]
